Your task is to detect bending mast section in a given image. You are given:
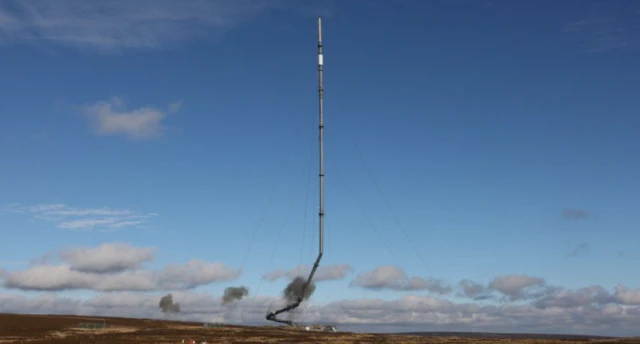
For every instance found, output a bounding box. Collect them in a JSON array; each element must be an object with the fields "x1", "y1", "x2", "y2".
[{"x1": 266, "y1": 16, "x2": 324, "y2": 325}]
